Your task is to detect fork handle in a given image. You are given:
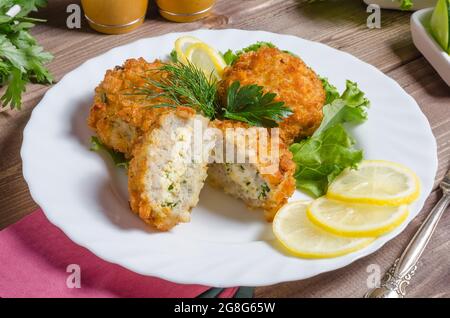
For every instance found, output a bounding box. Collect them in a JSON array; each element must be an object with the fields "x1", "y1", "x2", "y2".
[
  {"x1": 394, "y1": 194, "x2": 450, "y2": 278},
  {"x1": 365, "y1": 193, "x2": 450, "y2": 298}
]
